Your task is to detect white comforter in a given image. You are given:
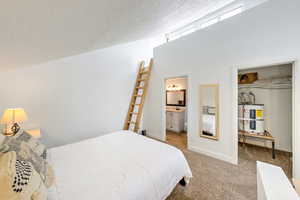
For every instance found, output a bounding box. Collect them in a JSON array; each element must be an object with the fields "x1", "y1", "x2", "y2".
[{"x1": 48, "y1": 131, "x2": 192, "y2": 200}]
